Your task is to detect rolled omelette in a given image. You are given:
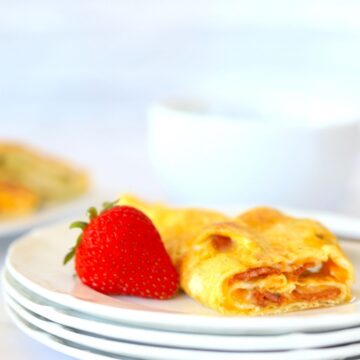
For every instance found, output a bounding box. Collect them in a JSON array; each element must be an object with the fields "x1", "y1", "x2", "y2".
[
  {"x1": 118, "y1": 194, "x2": 228, "y2": 267},
  {"x1": 118, "y1": 195, "x2": 354, "y2": 315}
]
